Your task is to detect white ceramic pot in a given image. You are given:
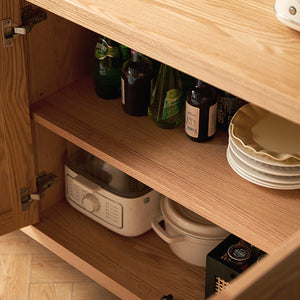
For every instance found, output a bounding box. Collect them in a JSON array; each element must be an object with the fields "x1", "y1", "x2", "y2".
[
  {"x1": 152, "y1": 197, "x2": 229, "y2": 267},
  {"x1": 274, "y1": 0, "x2": 300, "y2": 32}
]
